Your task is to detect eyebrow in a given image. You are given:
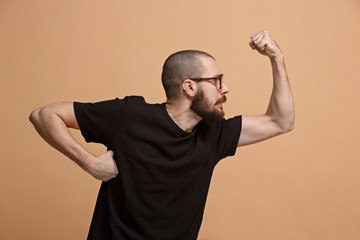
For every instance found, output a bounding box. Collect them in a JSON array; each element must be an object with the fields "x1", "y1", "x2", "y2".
[
  {"x1": 190, "y1": 74, "x2": 223, "y2": 80},
  {"x1": 208, "y1": 74, "x2": 223, "y2": 78}
]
